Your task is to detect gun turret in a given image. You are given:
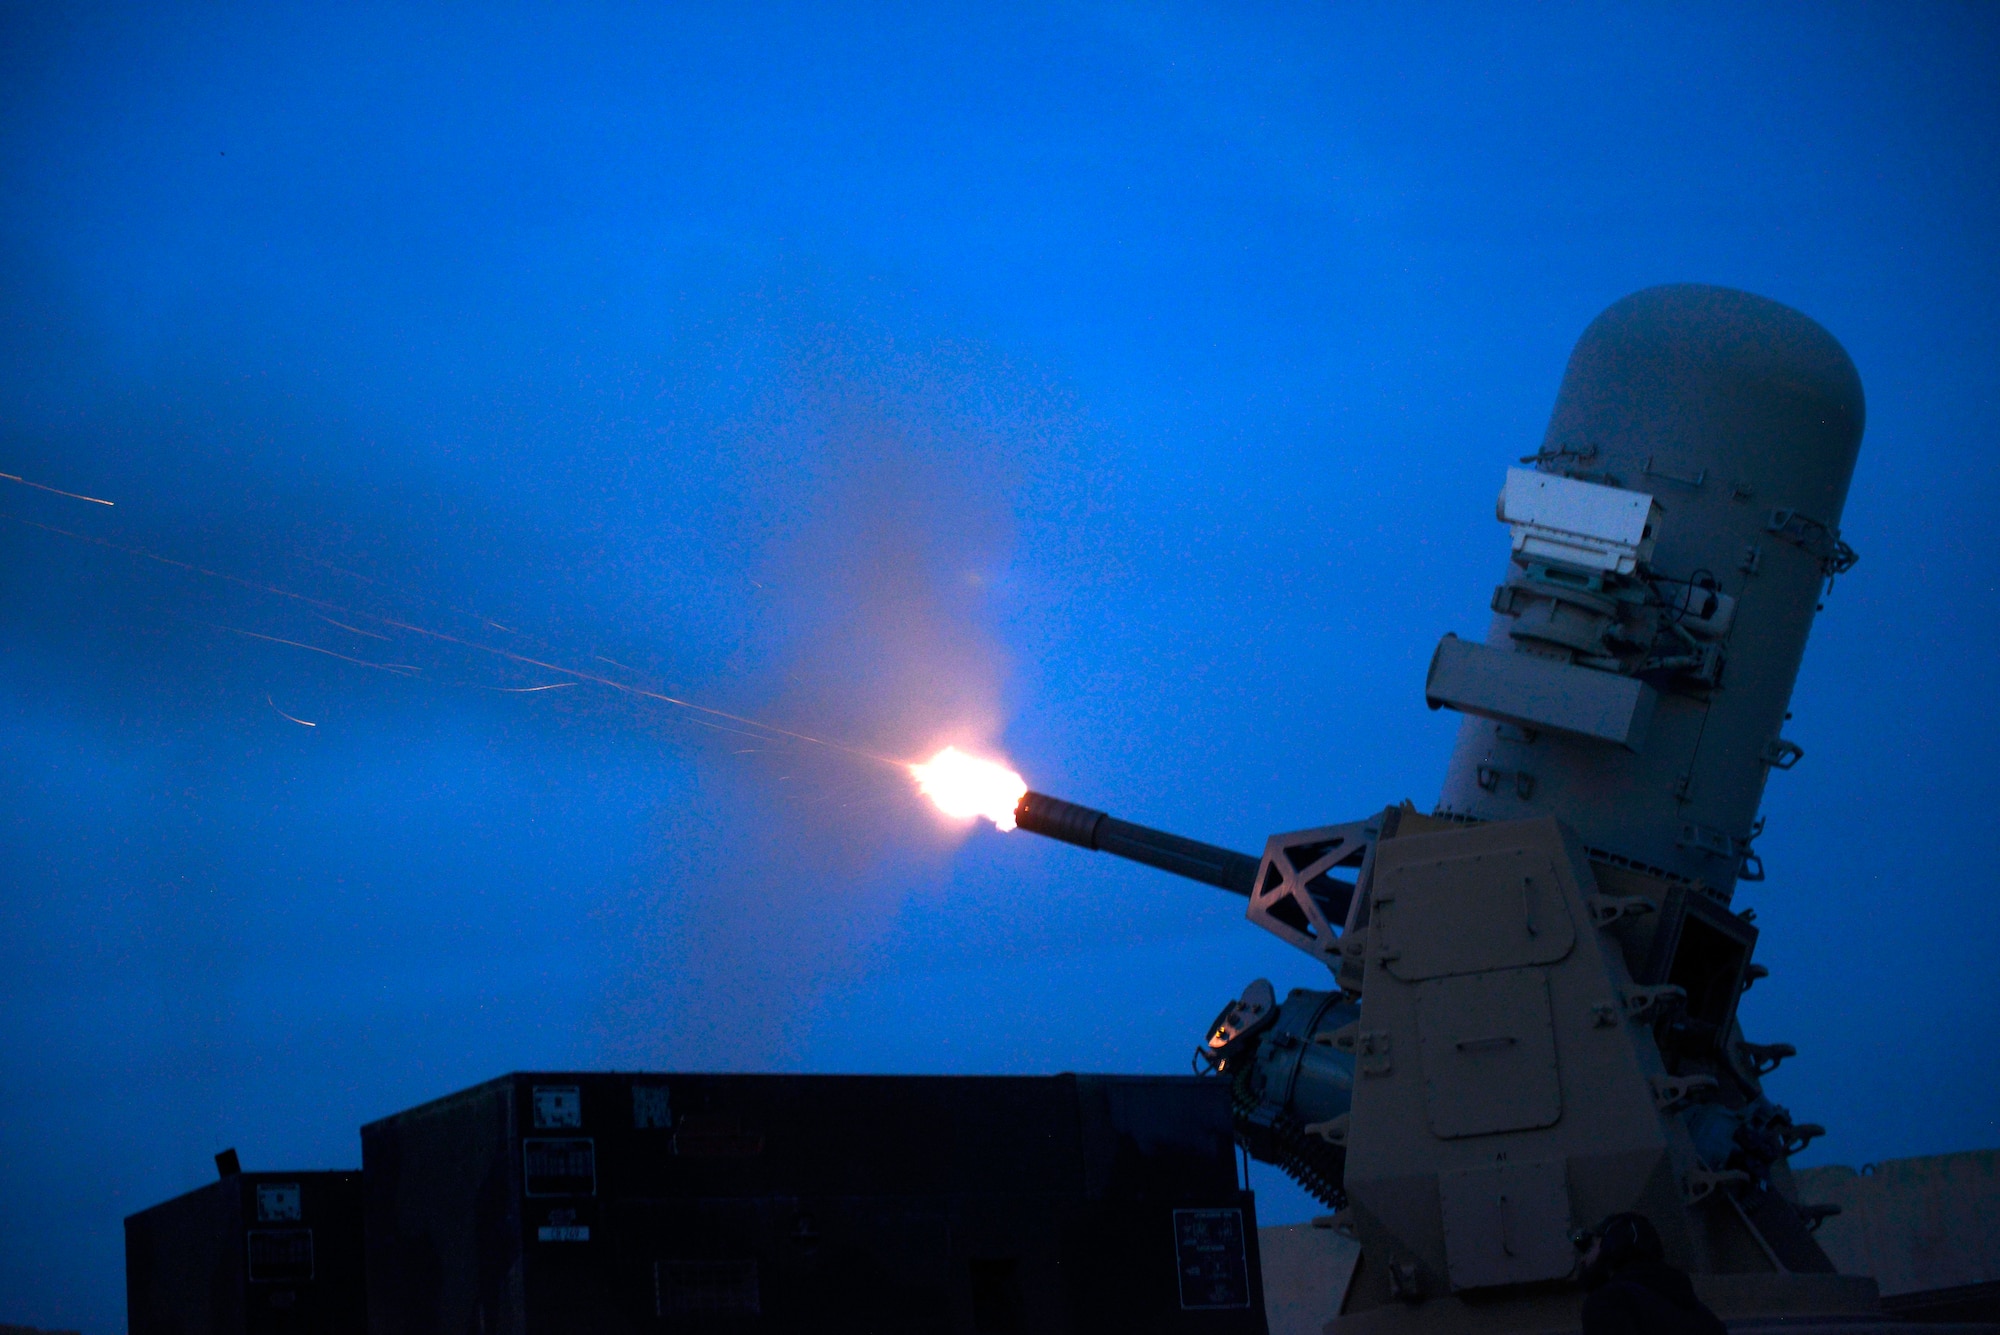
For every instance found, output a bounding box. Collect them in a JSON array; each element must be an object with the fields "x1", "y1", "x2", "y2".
[
  {"x1": 1013, "y1": 791, "x2": 1261, "y2": 896},
  {"x1": 1004, "y1": 287, "x2": 1870, "y2": 1319}
]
